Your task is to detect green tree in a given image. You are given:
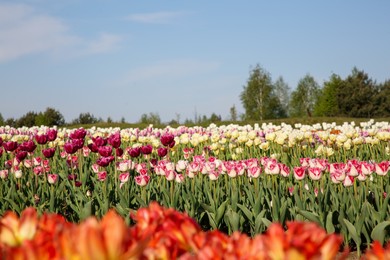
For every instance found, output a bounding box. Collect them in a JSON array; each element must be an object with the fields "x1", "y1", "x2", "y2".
[
  {"x1": 314, "y1": 74, "x2": 343, "y2": 117},
  {"x1": 339, "y1": 67, "x2": 377, "y2": 117},
  {"x1": 35, "y1": 107, "x2": 65, "y2": 126},
  {"x1": 72, "y1": 112, "x2": 98, "y2": 125},
  {"x1": 138, "y1": 112, "x2": 161, "y2": 125},
  {"x1": 229, "y1": 104, "x2": 238, "y2": 121},
  {"x1": 17, "y1": 111, "x2": 38, "y2": 127},
  {"x1": 5, "y1": 118, "x2": 17, "y2": 127},
  {"x1": 240, "y1": 64, "x2": 283, "y2": 120},
  {"x1": 289, "y1": 74, "x2": 321, "y2": 117},
  {"x1": 372, "y1": 79, "x2": 390, "y2": 117},
  {"x1": 273, "y1": 76, "x2": 290, "y2": 118},
  {"x1": 0, "y1": 113, "x2": 4, "y2": 126}
]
